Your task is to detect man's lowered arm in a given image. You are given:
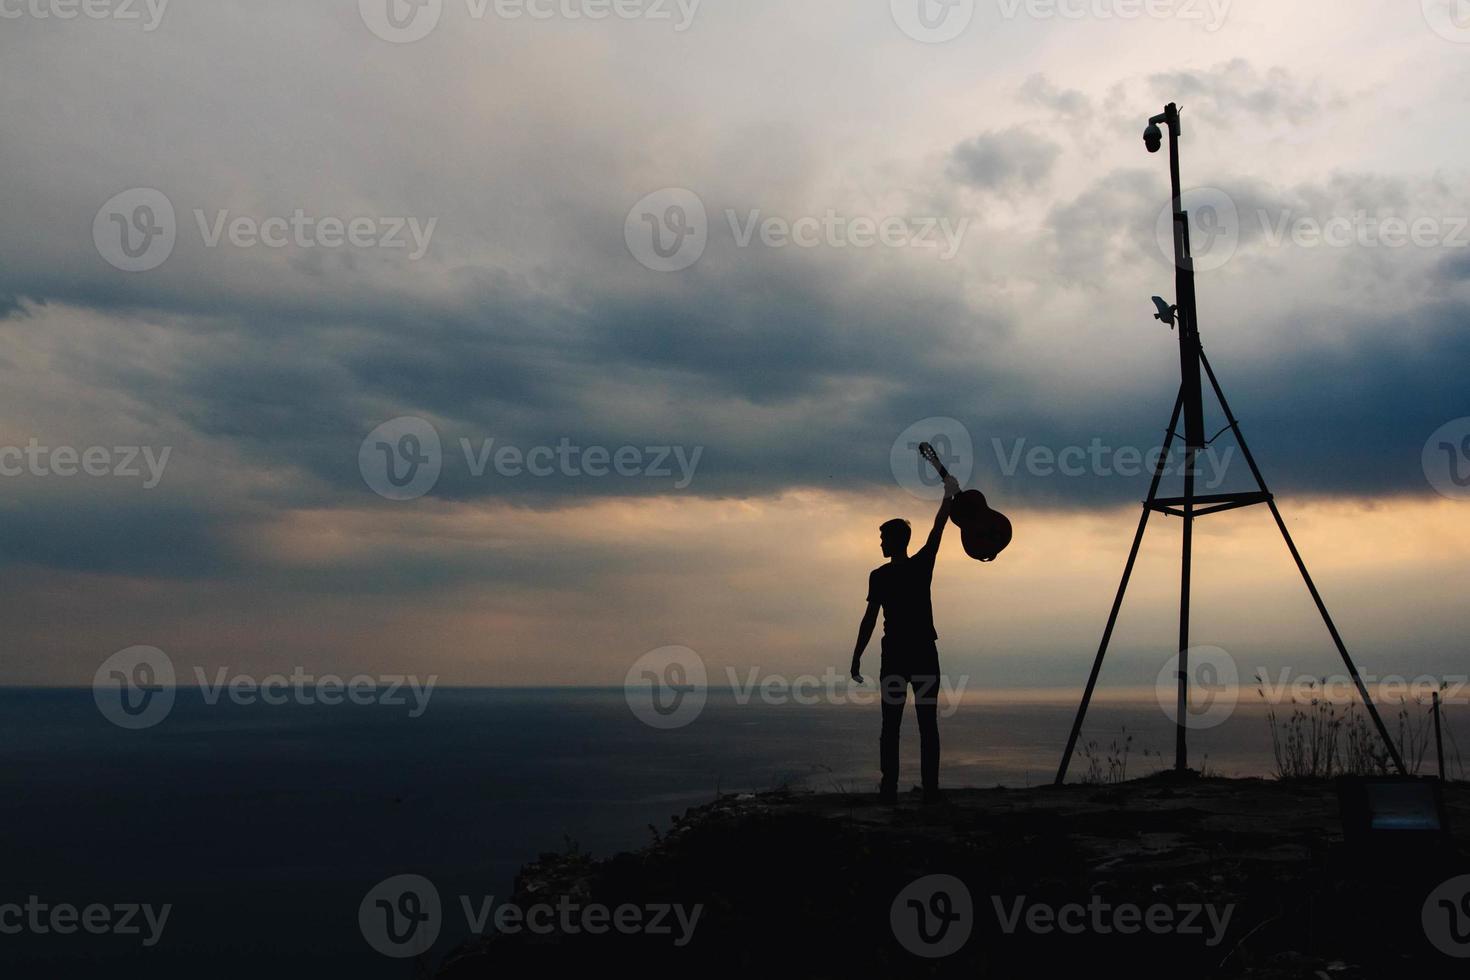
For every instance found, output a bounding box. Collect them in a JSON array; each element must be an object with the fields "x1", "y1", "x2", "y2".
[{"x1": 850, "y1": 600, "x2": 880, "y2": 683}]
